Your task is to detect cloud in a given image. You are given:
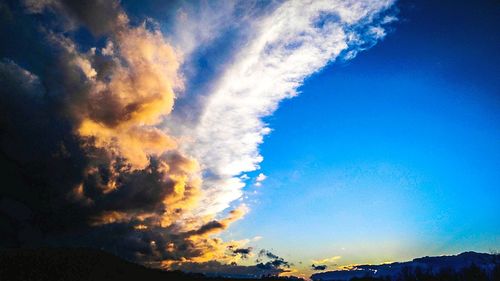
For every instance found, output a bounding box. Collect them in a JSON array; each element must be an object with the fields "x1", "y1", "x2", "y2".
[
  {"x1": 0, "y1": 0, "x2": 245, "y2": 267},
  {"x1": 259, "y1": 249, "x2": 280, "y2": 260},
  {"x1": 228, "y1": 246, "x2": 253, "y2": 259},
  {"x1": 0, "y1": 0, "x2": 397, "y2": 276},
  {"x1": 312, "y1": 264, "x2": 328, "y2": 271},
  {"x1": 186, "y1": 205, "x2": 248, "y2": 237},
  {"x1": 256, "y1": 173, "x2": 267, "y2": 182},
  {"x1": 312, "y1": 256, "x2": 342, "y2": 265},
  {"x1": 256, "y1": 249, "x2": 291, "y2": 269},
  {"x1": 23, "y1": 0, "x2": 126, "y2": 36},
  {"x1": 254, "y1": 173, "x2": 267, "y2": 187},
  {"x1": 252, "y1": 236, "x2": 263, "y2": 242},
  {"x1": 169, "y1": 0, "x2": 397, "y2": 218}
]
